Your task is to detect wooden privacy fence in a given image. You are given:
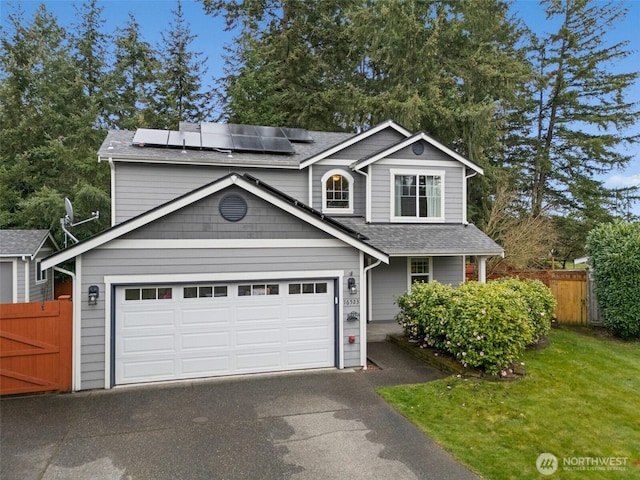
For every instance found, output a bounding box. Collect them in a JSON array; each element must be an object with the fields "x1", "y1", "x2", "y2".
[
  {"x1": 486, "y1": 269, "x2": 590, "y2": 325},
  {"x1": 548, "y1": 270, "x2": 588, "y2": 325},
  {"x1": 0, "y1": 297, "x2": 72, "y2": 396}
]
